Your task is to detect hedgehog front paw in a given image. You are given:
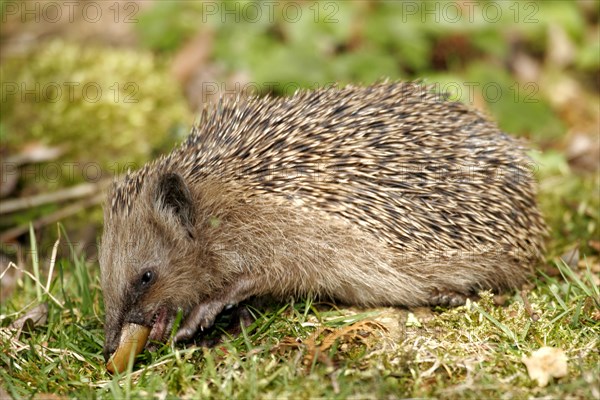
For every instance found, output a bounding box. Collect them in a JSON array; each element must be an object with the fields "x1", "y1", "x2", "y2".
[
  {"x1": 173, "y1": 301, "x2": 224, "y2": 343},
  {"x1": 174, "y1": 277, "x2": 257, "y2": 343}
]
